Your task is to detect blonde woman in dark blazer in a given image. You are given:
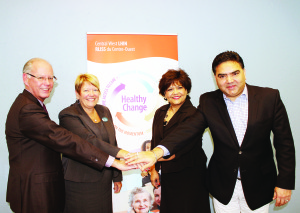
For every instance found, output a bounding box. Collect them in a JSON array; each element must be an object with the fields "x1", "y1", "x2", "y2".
[{"x1": 59, "y1": 74, "x2": 123, "y2": 213}]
